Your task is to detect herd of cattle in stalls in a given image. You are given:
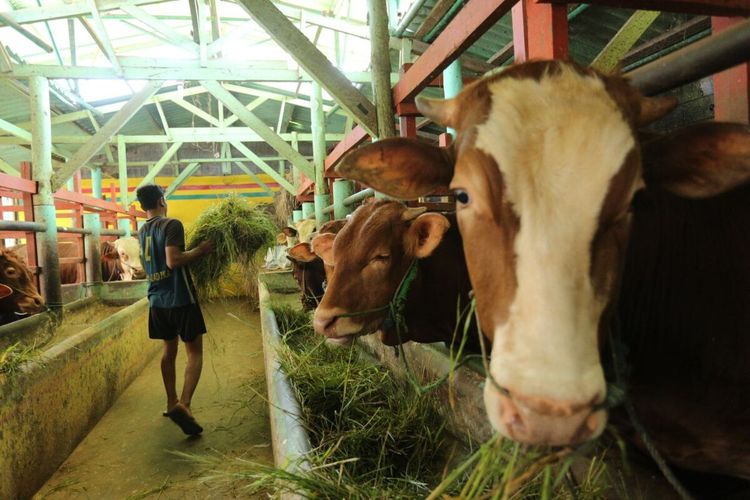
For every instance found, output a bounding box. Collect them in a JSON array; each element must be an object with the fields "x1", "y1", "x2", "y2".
[
  {"x1": 1, "y1": 59, "x2": 747, "y2": 492},
  {"x1": 283, "y1": 60, "x2": 750, "y2": 489},
  {"x1": 0, "y1": 237, "x2": 143, "y2": 324}
]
